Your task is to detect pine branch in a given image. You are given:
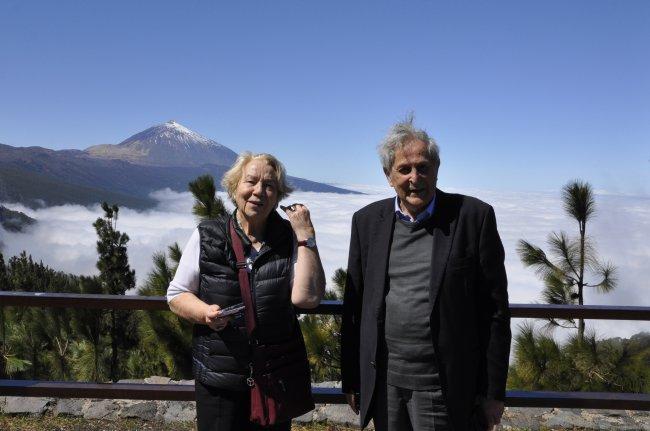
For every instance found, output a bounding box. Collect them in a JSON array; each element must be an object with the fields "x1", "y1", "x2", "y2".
[
  {"x1": 586, "y1": 261, "x2": 617, "y2": 293},
  {"x1": 547, "y1": 231, "x2": 580, "y2": 281},
  {"x1": 517, "y1": 240, "x2": 564, "y2": 281},
  {"x1": 562, "y1": 180, "x2": 595, "y2": 225}
]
